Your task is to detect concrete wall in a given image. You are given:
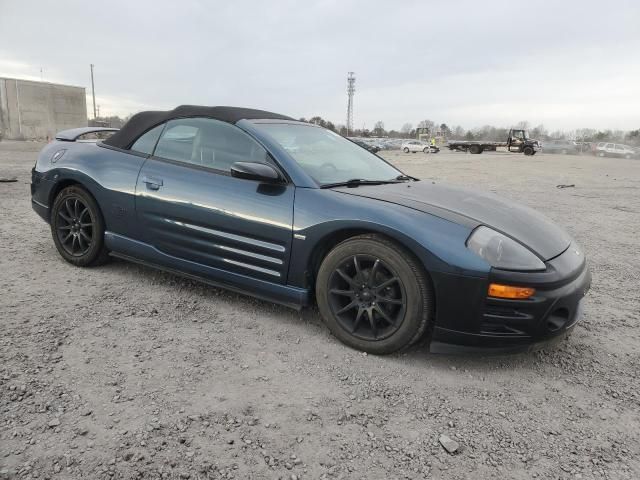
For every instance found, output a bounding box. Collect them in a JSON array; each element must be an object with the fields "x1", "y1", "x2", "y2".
[{"x1": 0, "y1": 77, "x2": 87, "y2": 140}]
